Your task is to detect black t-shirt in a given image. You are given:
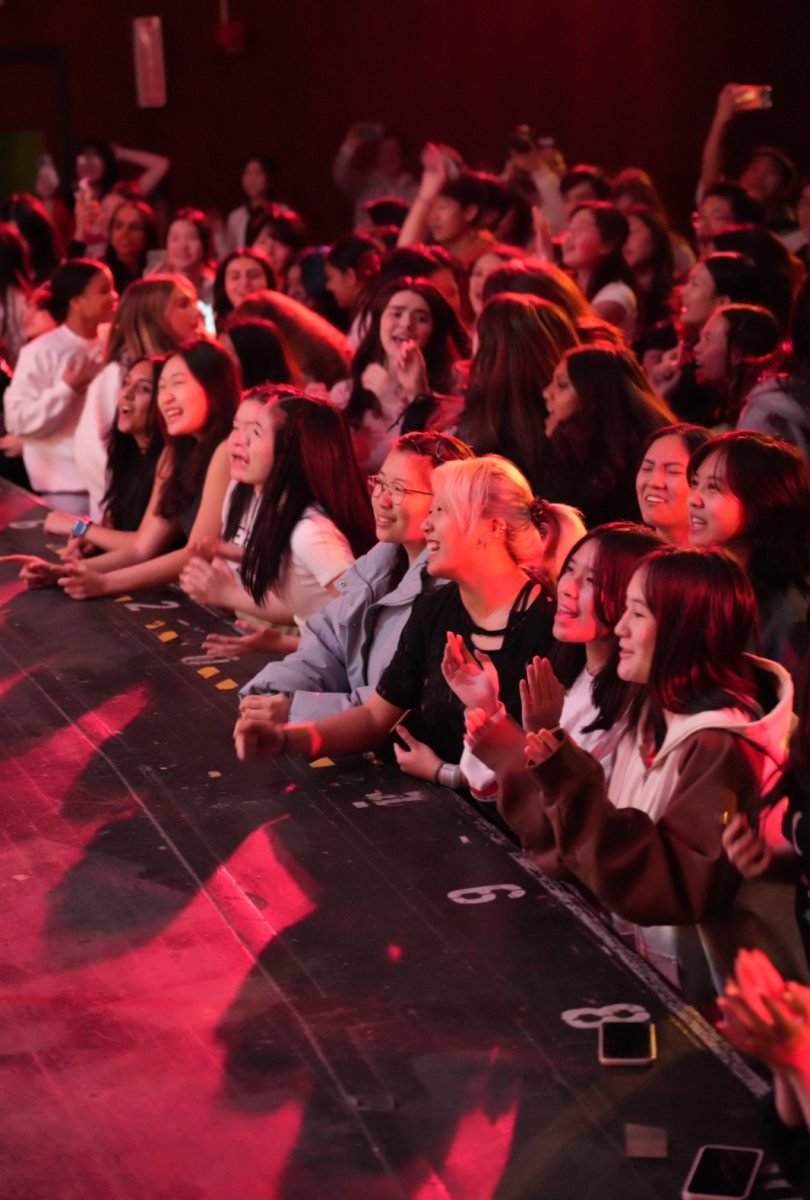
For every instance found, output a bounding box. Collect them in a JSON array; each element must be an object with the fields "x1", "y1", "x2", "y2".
[{"x1": 377, "y1": 581, "x2": 555, "y2": 763}]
